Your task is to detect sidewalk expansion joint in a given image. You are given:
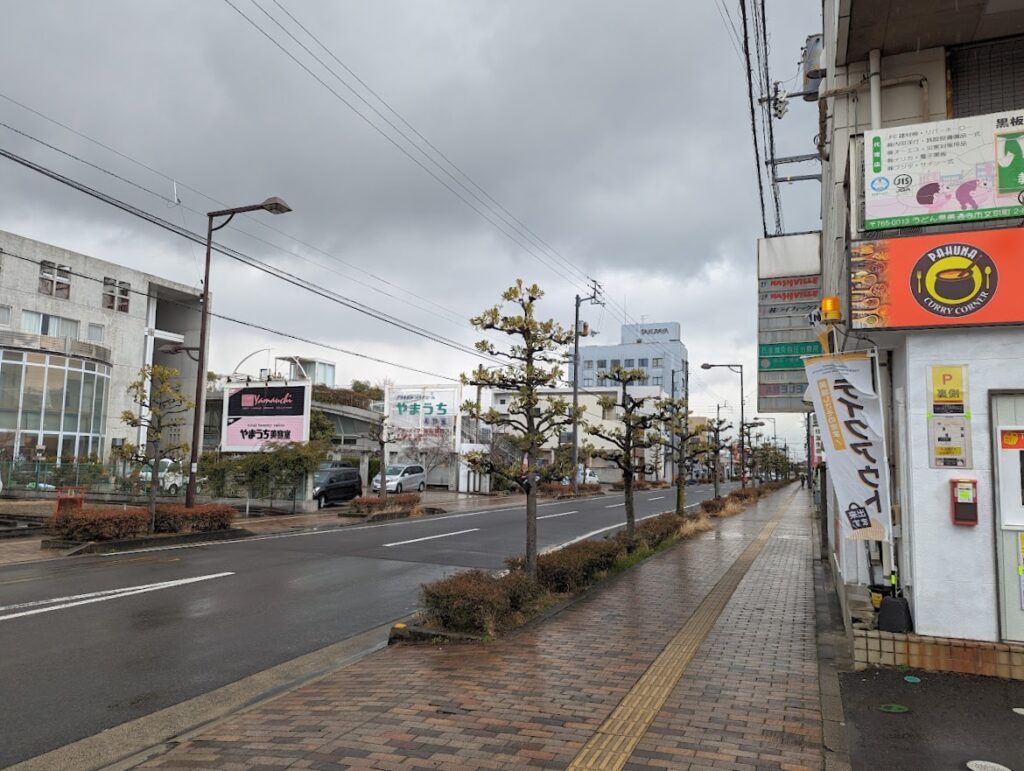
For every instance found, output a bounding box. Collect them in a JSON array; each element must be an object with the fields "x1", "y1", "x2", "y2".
[{"x1": 567, "y1": 508, "x2": 783, "y2": 771}]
